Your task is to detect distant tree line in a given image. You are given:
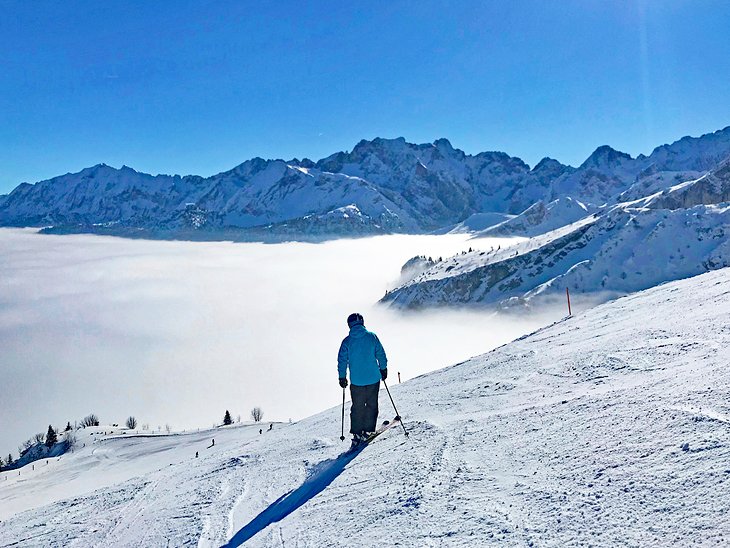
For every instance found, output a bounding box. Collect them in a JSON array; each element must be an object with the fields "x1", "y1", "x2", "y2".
[
  {"x1": 221, "y1": 407, "x2": 264, "y2": 427},
  {"x1": 2, "y1": 407, "x2": 271, "y2": 473},
  {"x1": 0, "y1": 412, "x2": 103, "y2": 471}
]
